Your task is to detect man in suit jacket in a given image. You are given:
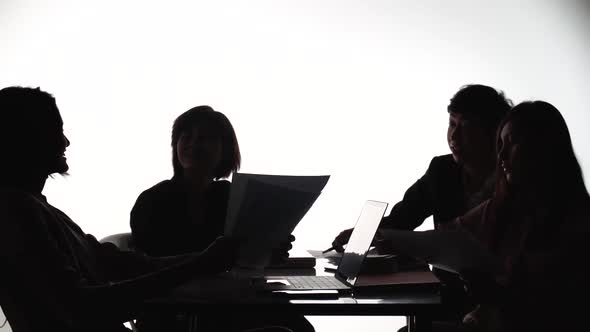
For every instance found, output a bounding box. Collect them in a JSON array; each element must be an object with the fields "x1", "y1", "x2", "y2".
[{"x1": 331, "y1": 84, "x2": 512, "y2": 319}]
